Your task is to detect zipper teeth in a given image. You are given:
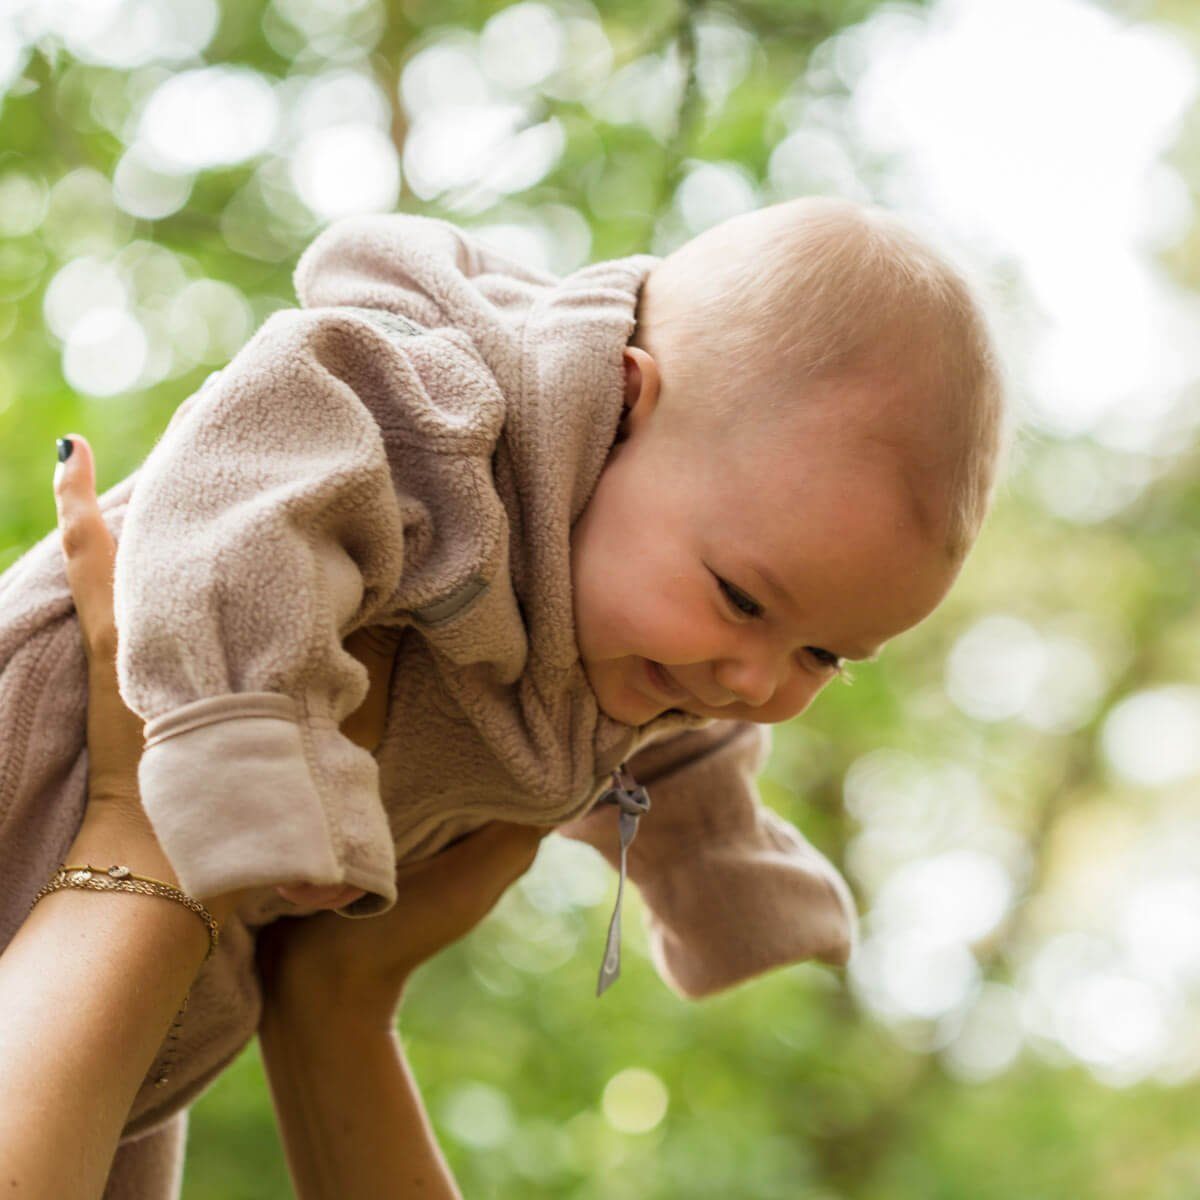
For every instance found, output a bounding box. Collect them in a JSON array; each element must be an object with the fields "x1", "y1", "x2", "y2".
[{"x1": 0, "y1": 614, "x2": 79, "y2": 836}]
